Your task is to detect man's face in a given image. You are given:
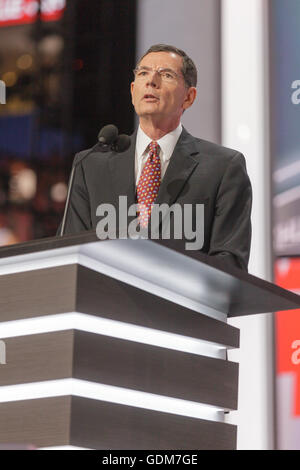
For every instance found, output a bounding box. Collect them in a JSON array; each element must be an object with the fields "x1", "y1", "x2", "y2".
[{"x1": 131, "y1": 51, "x2": 195, "y2": 124}]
